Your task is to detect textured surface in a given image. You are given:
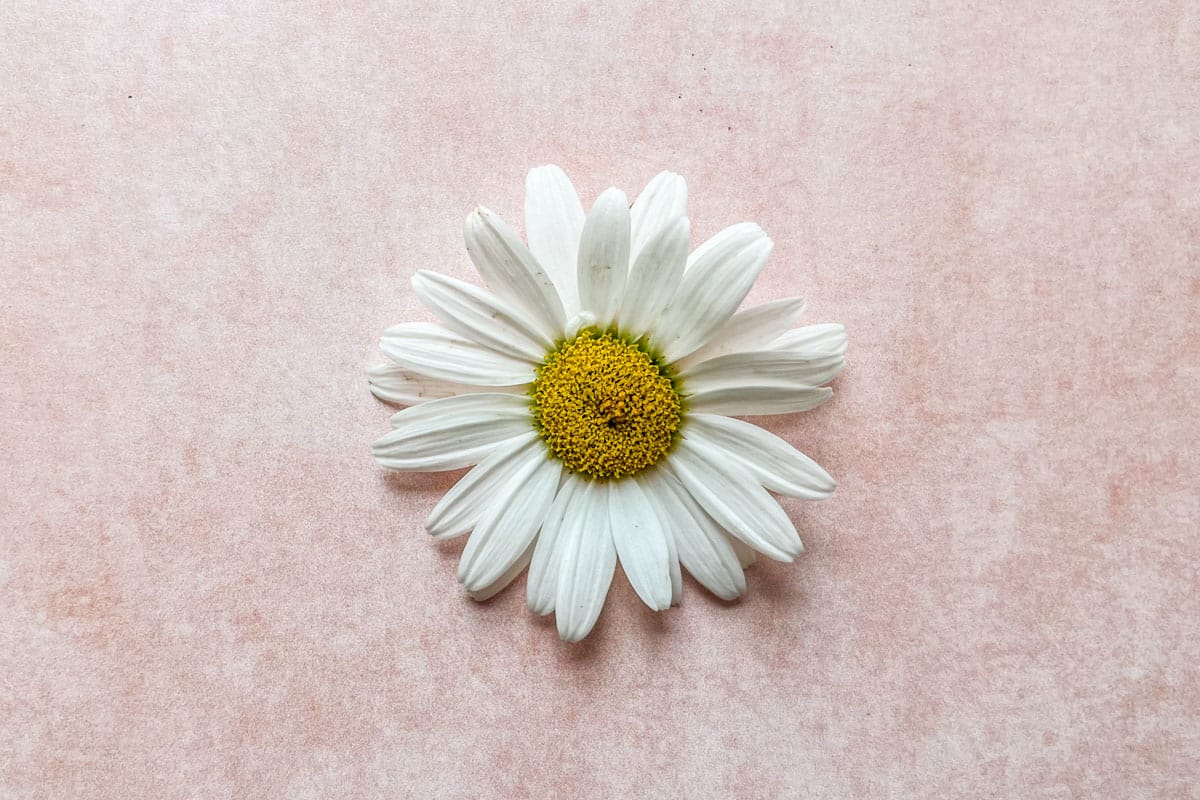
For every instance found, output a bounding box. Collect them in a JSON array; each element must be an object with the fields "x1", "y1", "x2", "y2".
[{"x1": 3, "y1": 2, "x2": 1198, "y2": 798}]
